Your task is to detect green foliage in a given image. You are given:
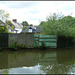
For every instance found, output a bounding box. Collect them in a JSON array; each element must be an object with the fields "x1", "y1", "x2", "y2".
[
  {"x1": 6, "y1": 20, "x2": 11, "y2": 25},
  {"x1": 0, "y1": 20, "x2": 9, "y2": 33},
  {"x1": 39, "y1": 13, "x2": 75, "y2": 38},
  {"x1": 57, "y1": 36, "x2": 74, "y2": 48},
  {"x1": 21, "y1": 21, "x2": 29, "y2": 26},
  {"x1": 22, "y1": 26, "x2": 27, "y2": 30},
  {"x1": 10, "y1": 41, "x2": 17, "y2": 50},
  {"x1": 40, "y1": 41, "x2": 46, "y2": 49},
  {"x1": 11, "y1": 25, "x2": 15, "y2": 29},
  {"x1": 0, "y1": 26, "x2": 8, "y2": 33},
  {"x1": 0, "y1": 9, "x2": 10, "y2": 33},
  {"x1": 10, "y1": 41, "x2": 27, "y2": 50},
  {"x1": 57, "y1": 16, "x2": 75, "y2": 37},
  {"x1": 0, "y1": 48, "x2": 3, "y2": 51},
  {"x1": 0, "y1": 9, "x2": 9, "y2": 21},
  {"x1": 39, "y1": 21, "x2": 46, "y2": 27},
  {"x1": 39, "y1": 12, "x2": 75, "y2": 46},
  {"x1": 5, "y1": 20, "x2": 15, "y2": 29},
  {"x1": 19, "y1": 44, "x2": 27, "y2": 48},
  {"x1": 34, "y1": 40, "x2": 38, "y2": 48}
]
